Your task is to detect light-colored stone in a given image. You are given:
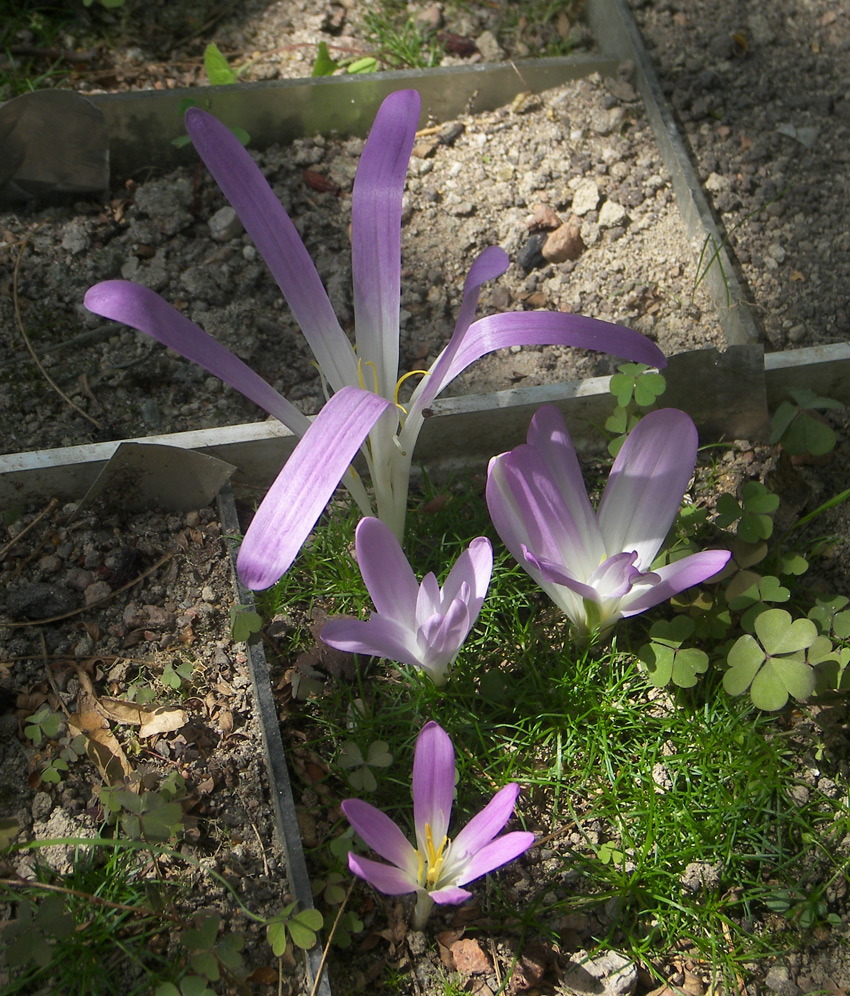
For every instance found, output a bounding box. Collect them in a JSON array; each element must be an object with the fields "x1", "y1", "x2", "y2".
[
  {"x1": 598, "y1": 200, "x2": 627, "y2": 229},
  {"x1": 208, "y1": 206, "x2": 243, "y2": 242},
  {"x1": 543, "y1": 219, "x2": 585, "y2": 262},
  {"x1": 561, "y1": 950, "x2": 637, "y2": 996},
  {"x1": 571, "y1": 178, "x2": 600, "y2": 216}
]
